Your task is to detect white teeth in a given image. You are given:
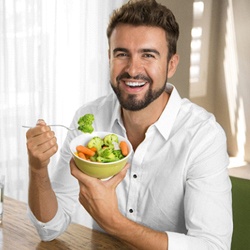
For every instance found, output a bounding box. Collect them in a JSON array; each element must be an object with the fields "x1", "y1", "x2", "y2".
[{"x1": 126, "y1": 82, "x2": 145, "y2": 87}]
